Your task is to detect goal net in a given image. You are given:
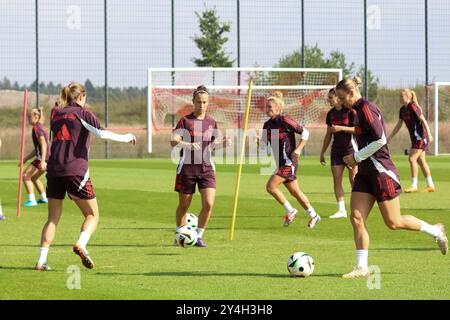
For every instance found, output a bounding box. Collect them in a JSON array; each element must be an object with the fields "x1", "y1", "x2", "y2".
[
  {"x1": 432, "y1": 82, "x2": 450, "y2": 155},
  {"x1": 147, "y1": 67, "x2": 342, "y2": 153}
]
